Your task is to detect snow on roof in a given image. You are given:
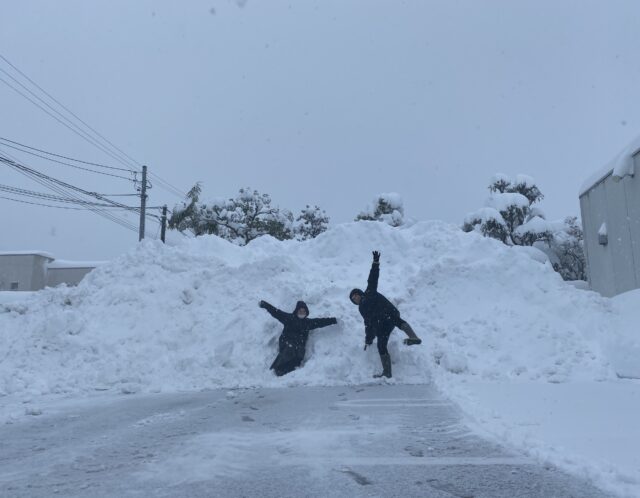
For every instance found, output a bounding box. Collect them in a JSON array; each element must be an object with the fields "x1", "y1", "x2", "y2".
[
  {"x1": 47, "y1": 260, "x2": 108, "y2": 269},
  {"x1": 0, "y1": 250, "x2": 55, "y2": 260},
  {"x1": 579, "y1": 135, "x2": 640, "y2": 196}
]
